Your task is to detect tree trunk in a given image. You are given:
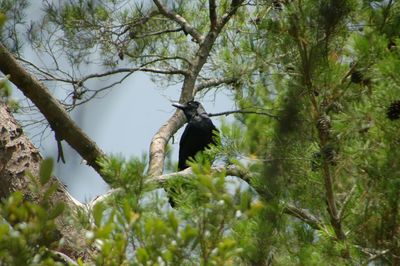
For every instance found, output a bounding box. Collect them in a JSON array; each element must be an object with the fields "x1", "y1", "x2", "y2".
[{"x1": 0, "y1": 100, "x2": 92, "y2": 260}]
